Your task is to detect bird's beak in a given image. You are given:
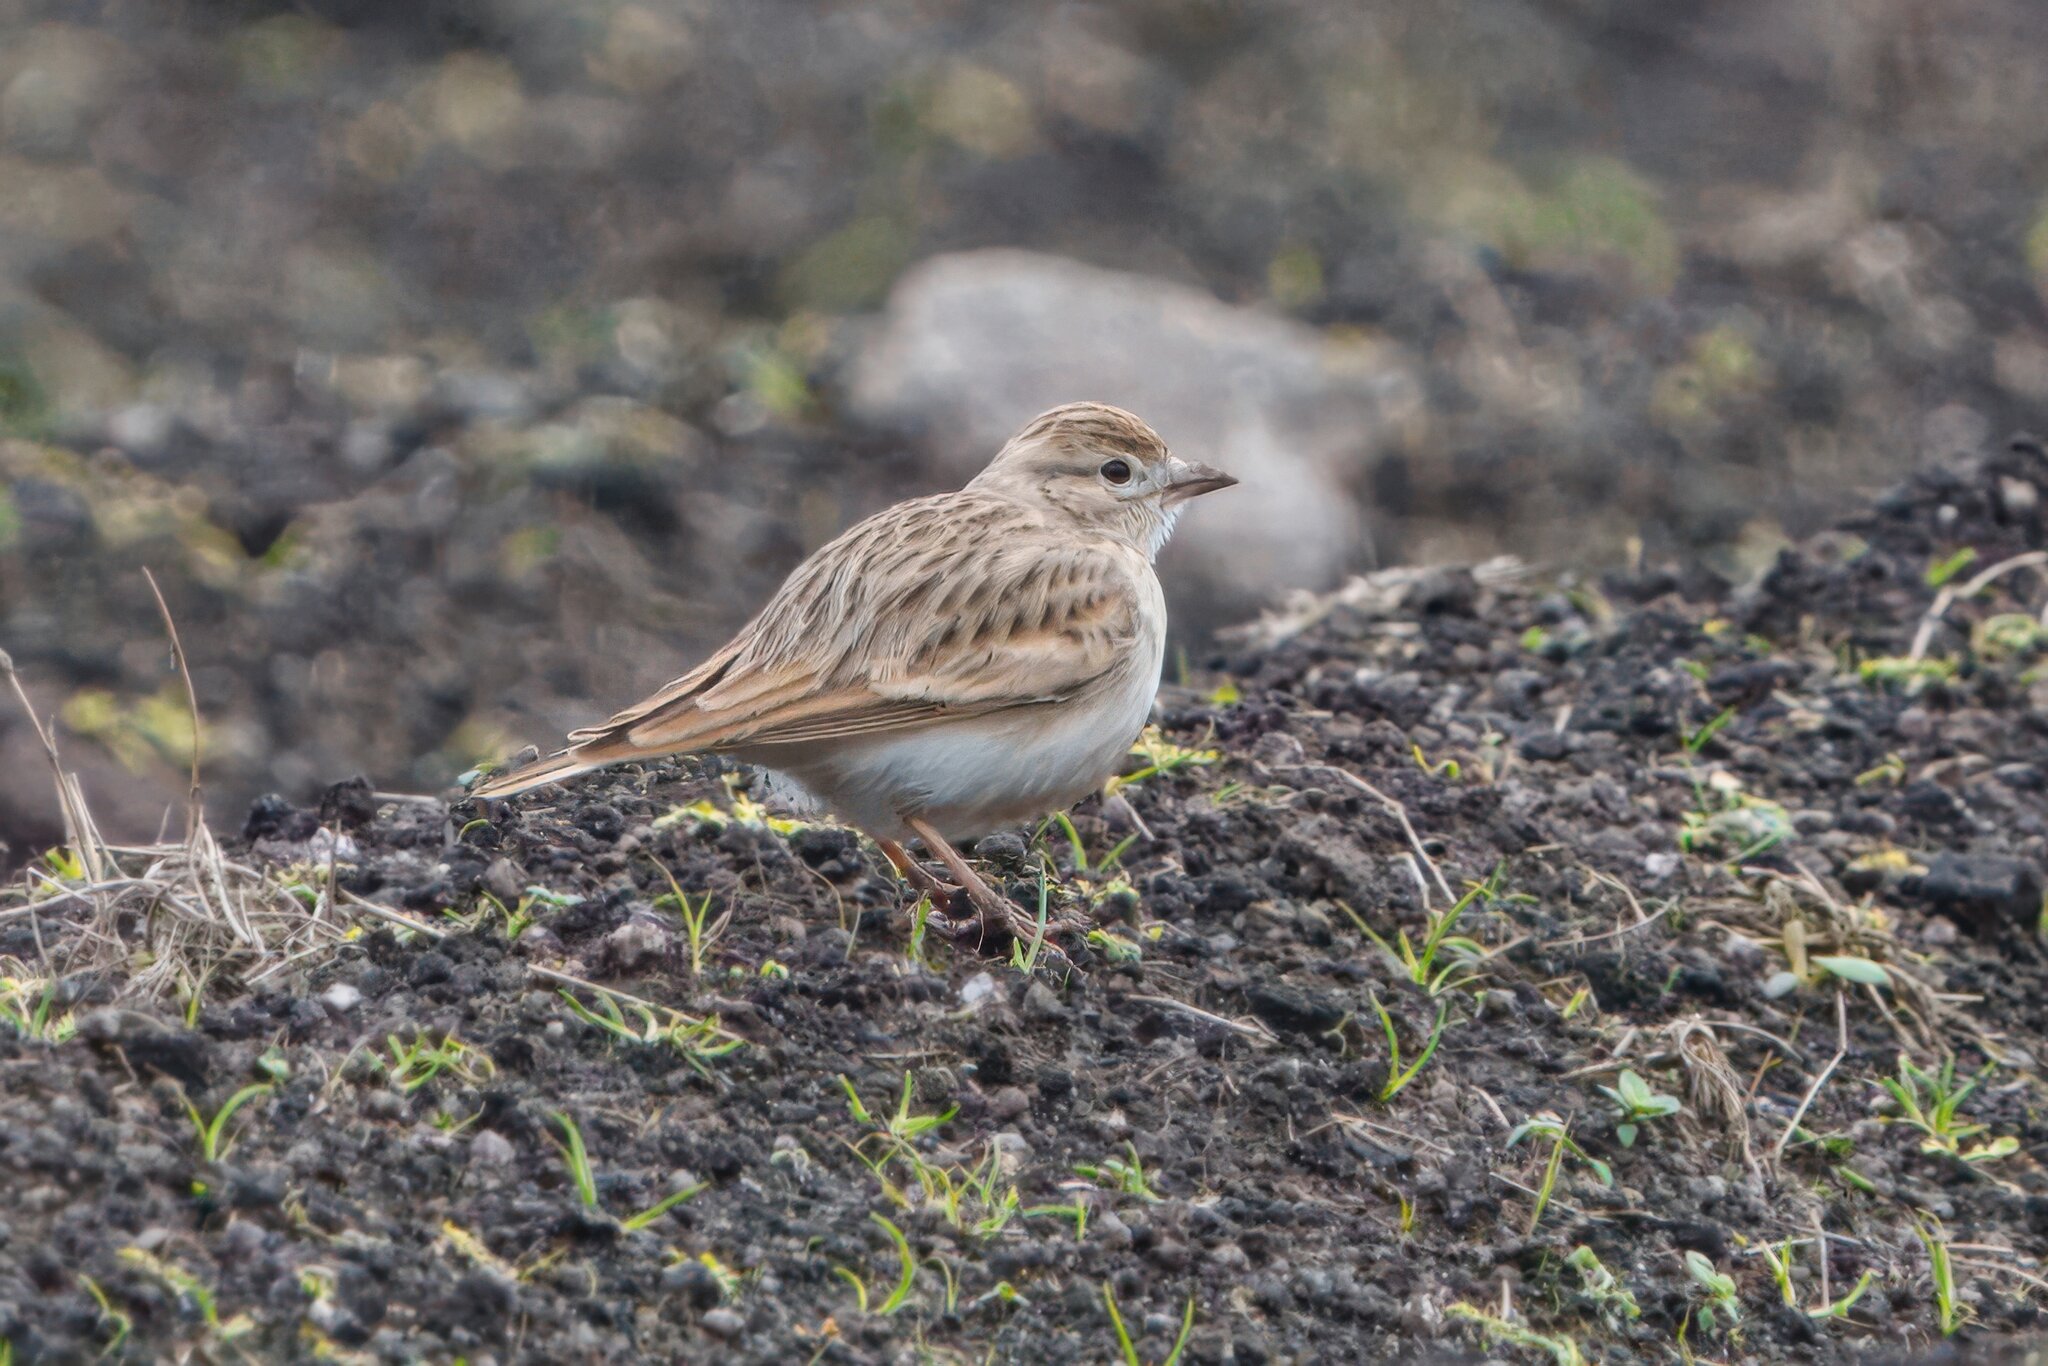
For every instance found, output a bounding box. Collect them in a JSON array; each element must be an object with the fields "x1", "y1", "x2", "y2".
[{"x1": 1161, "y1": 457, "x2": 1239, "y2": 506}]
